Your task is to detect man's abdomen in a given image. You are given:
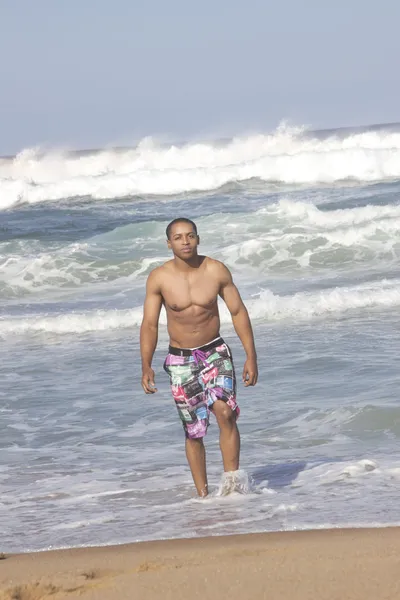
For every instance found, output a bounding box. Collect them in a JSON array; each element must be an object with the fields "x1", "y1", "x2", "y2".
[{"x1": 167, "y1": 307, "x2": 221, "y2": 349}]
